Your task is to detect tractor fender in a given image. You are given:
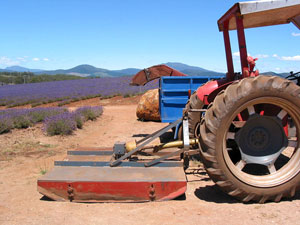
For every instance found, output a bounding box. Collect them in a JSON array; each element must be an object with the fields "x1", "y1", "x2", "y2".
[{"x1": 196, "y1": 78, "x2": 232, "y2": 105}]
